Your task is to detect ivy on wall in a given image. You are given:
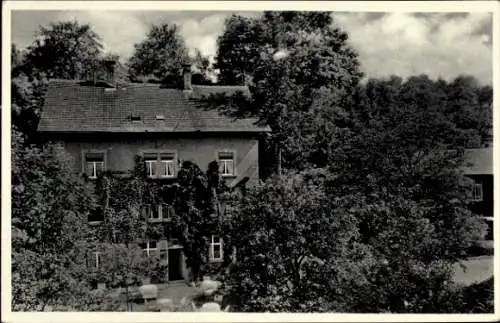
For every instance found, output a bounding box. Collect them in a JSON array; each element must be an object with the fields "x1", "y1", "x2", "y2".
[{"x1": 87, "y1": 154, "x2": 240, "y2": 282}]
